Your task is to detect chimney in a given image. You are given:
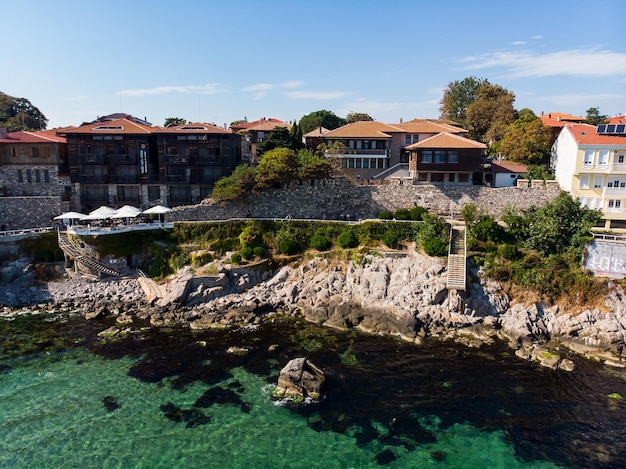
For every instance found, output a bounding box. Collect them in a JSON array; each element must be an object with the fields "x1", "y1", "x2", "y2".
[
  {"x1": 0, "y1": 127, "x2": 7, "y2": 139},
  {"x1": 400, "y1": 117, "x2": 403, "y2": 123}
]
